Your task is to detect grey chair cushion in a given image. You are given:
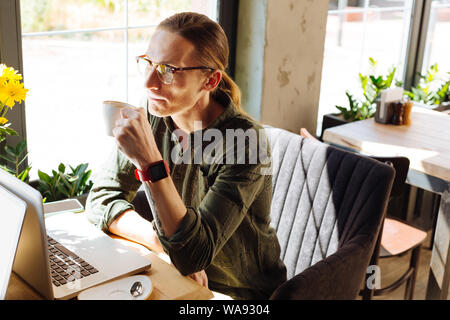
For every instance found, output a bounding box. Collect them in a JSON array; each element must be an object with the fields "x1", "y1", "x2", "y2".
[{"x1": 264, "y1": 126, "x2": 394, "y2": 299}]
